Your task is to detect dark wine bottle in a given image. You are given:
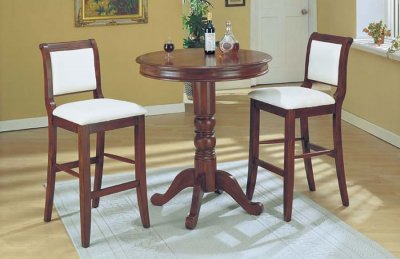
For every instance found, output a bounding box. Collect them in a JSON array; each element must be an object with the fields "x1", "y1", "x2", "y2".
[{"x1": 204, "y1": 12, "x2": 216, "y2": 55}]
